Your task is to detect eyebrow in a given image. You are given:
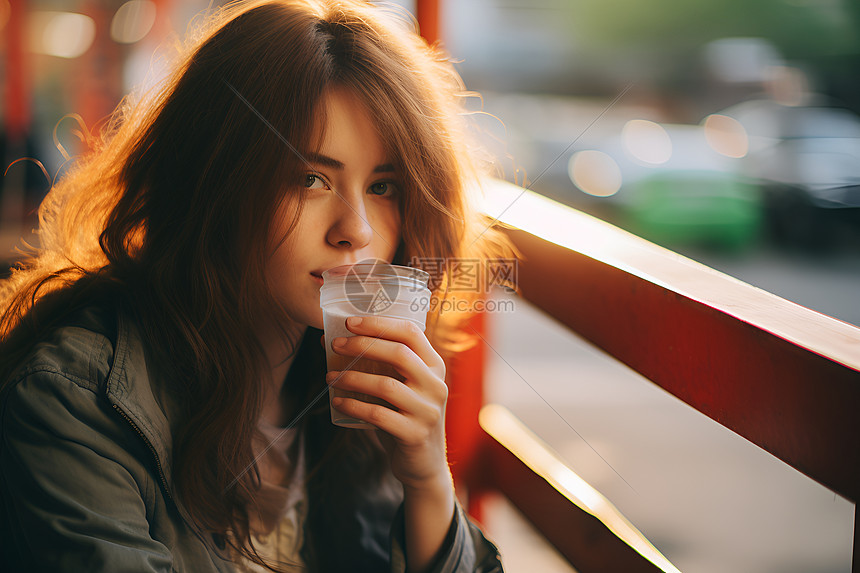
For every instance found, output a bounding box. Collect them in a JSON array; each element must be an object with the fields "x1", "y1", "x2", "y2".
[{"x1": 305, "y1": 152, "x2": 395, "y2": 174}]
